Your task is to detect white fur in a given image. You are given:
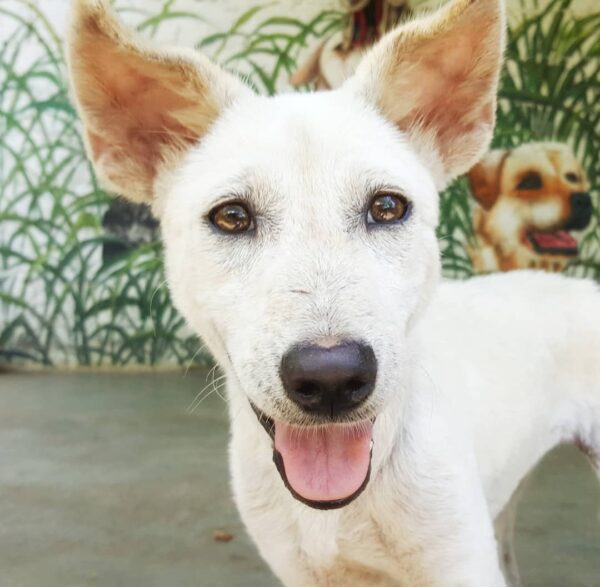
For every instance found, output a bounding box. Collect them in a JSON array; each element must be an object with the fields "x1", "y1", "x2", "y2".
[
  {"x1": 68, "y1": 0, "x2": 600, "y2": 584},
  {"x1": 159, "y1": 89, "x2": 600, "y2": 586}
]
